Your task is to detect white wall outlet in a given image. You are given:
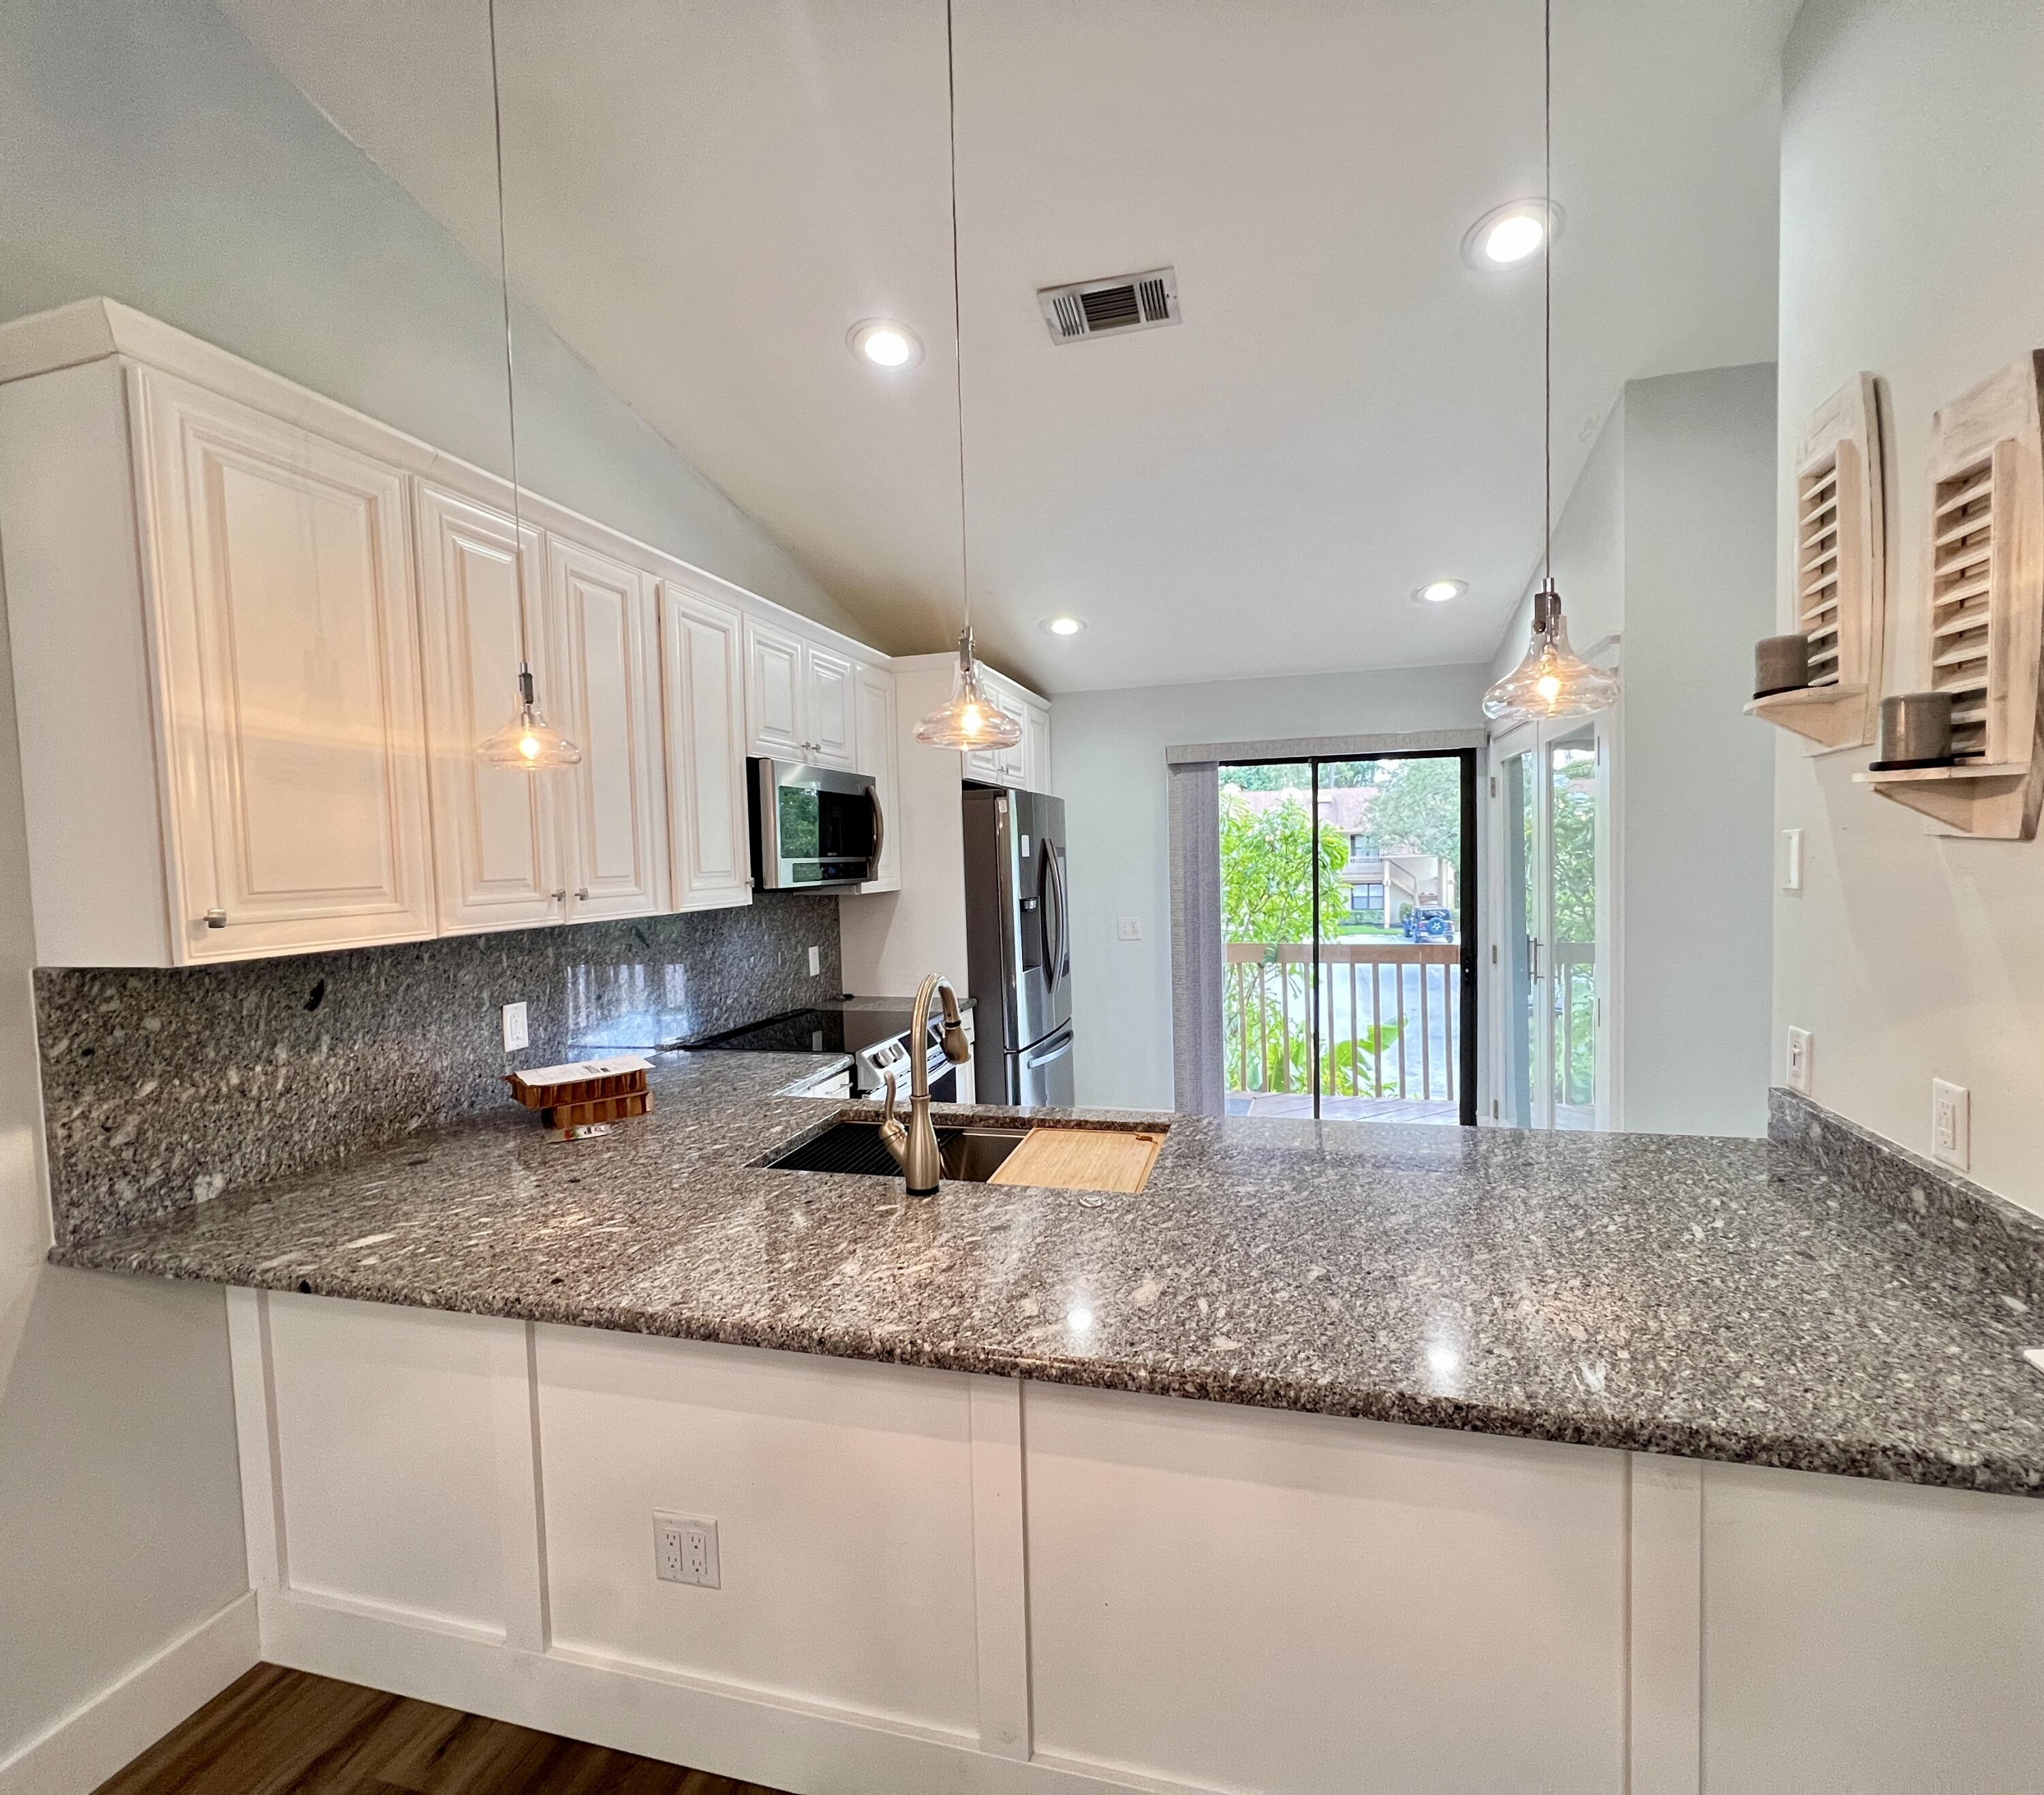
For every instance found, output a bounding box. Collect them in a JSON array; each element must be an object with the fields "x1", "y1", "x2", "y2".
[
  {"x1": 501, "y1": 1001, "x2": 529, "y2": 1051},
  {"x1": 1117, "y1": 917, "x2": 1143, "y2": 941},
  {"x1": 1780, "y1": 828, "x2": 1803, "y2": 892},
  {"x1": 807, "y1": 945, "x2": 820, "y2": 976},
  {"x1": 1932, "y1": 1078, "x2": 1970, "y2": 1172},
  {"x1": 654, "y1": 1512, "x2": 720, "y2": 1589},
  {"x1": 1785, "y1": 1027, "x2": 1813, "y2": 1095}
]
